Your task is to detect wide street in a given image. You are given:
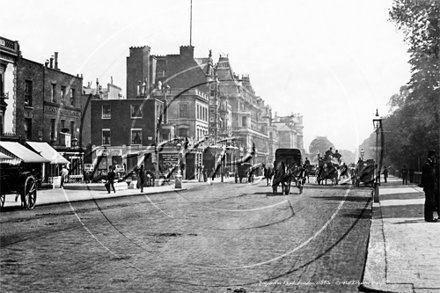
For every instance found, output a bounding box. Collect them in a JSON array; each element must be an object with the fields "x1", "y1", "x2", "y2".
[{"x1": 1, "y1": 179, "x2": 372, "y2": 293}]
